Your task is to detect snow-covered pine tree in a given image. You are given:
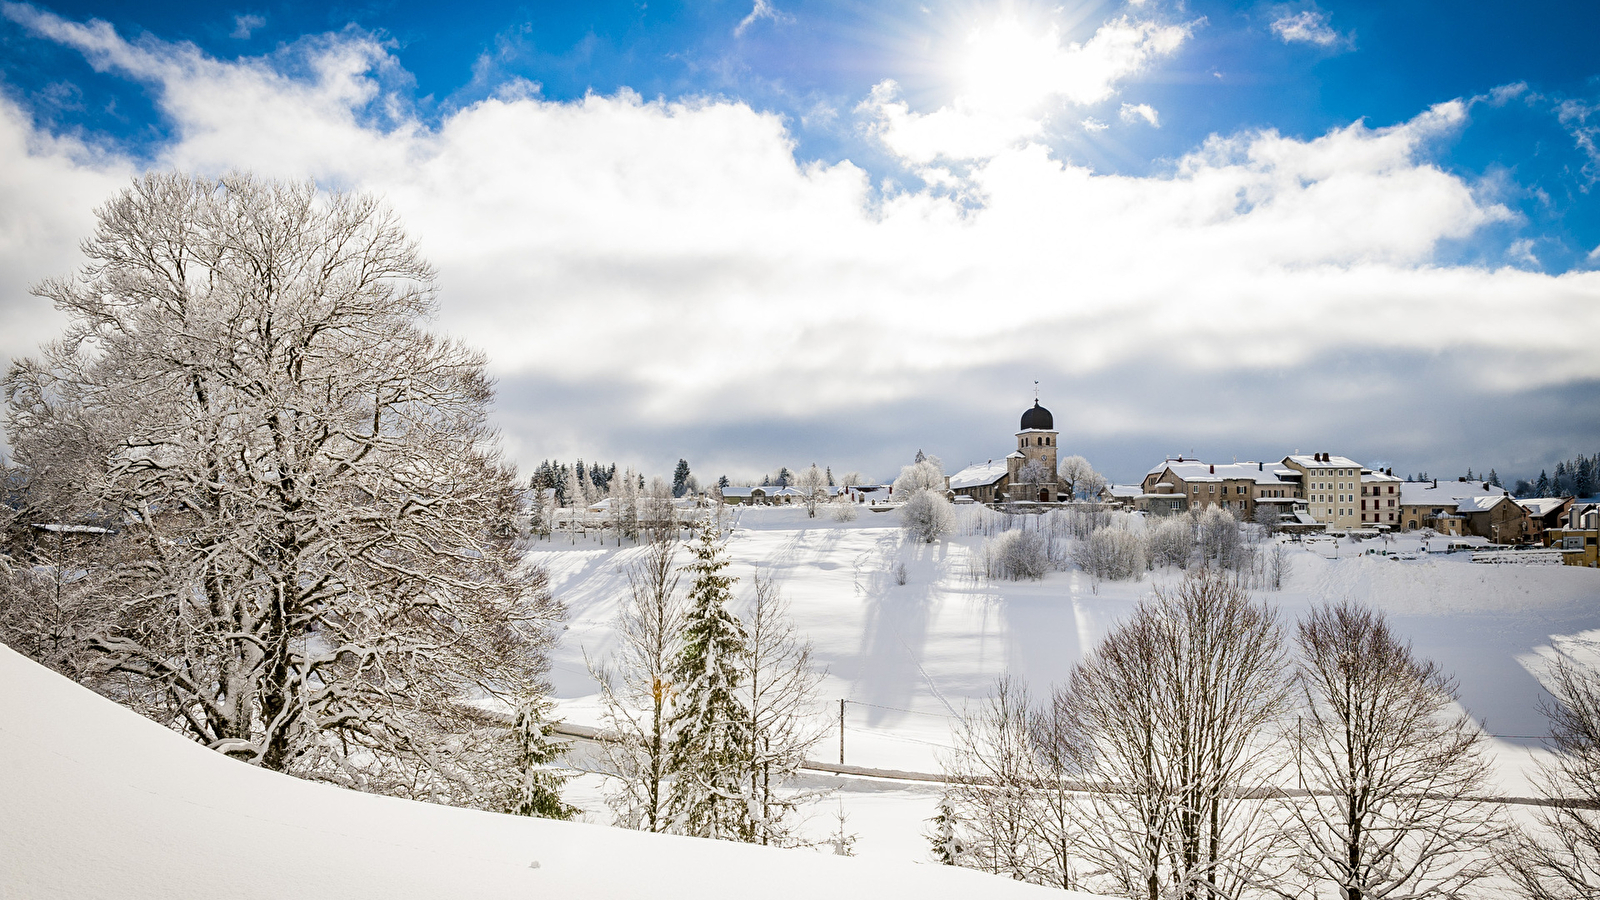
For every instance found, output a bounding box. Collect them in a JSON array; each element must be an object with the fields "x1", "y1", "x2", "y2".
[
  {"x1": 506, "y1": 690, "x2": 579, "y2": 819},
  {"x1": 665, "y1": 521, "x2": 753, "y2": 840},
  {"x1": 1488, "y1": 468, "x2": 1501, "y2": 487},
  {"x1": 927, "y1": 795, "x2": 968, "y2": 865},
  {"x1": 673, "y1": 459, "x2": 692, "y2": 498},
  {"x1": 826, "y1": 466, "x2": 835, "y2": 487}
]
